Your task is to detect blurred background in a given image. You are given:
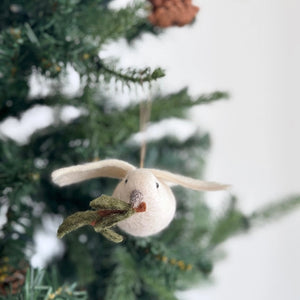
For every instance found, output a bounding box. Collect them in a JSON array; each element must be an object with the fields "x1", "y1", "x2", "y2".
[{"x1": 1, "y1": 0, "x2": 300, "y2": 299}]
